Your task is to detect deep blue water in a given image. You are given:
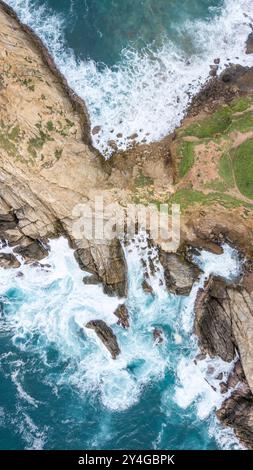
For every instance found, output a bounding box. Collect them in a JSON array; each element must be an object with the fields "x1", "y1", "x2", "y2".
[
  {"x1": 1, "y1": 0, "x2": 252, "y2": 450},
  {"x1": 43, "y1": 0, "x2": 223, "y2": 65}
]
